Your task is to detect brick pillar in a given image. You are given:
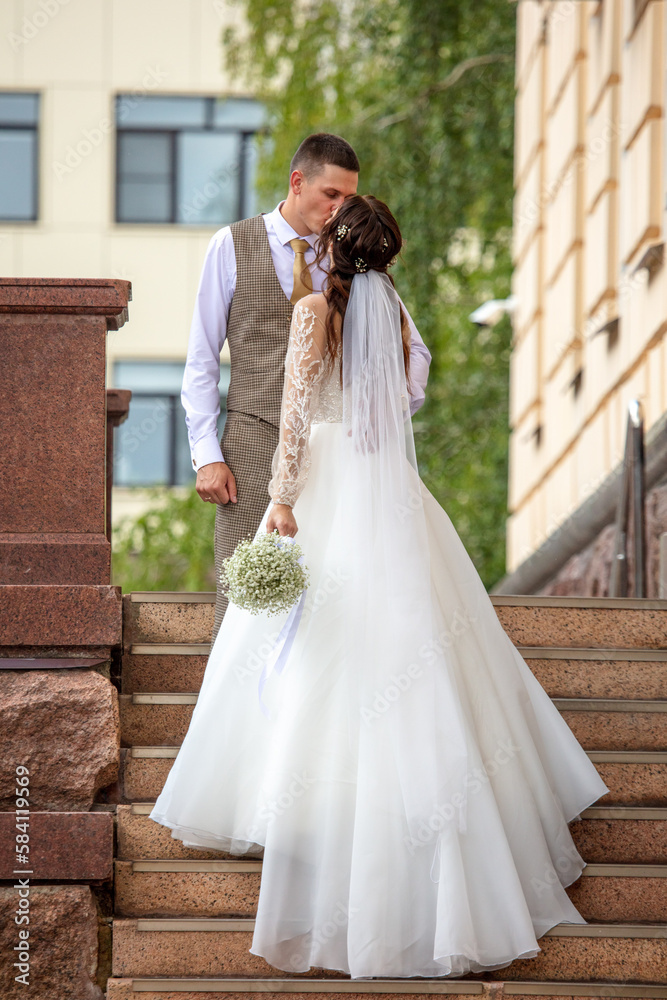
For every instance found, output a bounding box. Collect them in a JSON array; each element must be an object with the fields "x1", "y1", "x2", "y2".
[{"x1": 0, "y1": 278, "x2": 132, "y2": 999}]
